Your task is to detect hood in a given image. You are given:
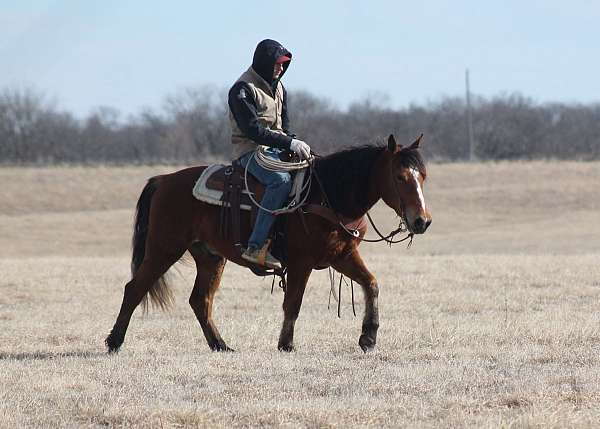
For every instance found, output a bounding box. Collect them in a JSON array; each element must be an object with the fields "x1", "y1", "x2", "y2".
[{"x1": 251, "y1": 39, "x2": 292, "y2": 85}]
